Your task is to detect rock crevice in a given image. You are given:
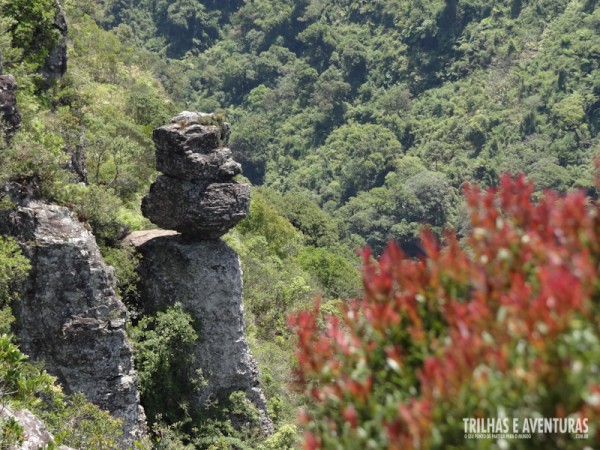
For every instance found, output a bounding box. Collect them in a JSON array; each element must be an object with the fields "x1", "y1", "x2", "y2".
[
  {"x1": 39, "y1": 0, "x2": 68, "y2": 85},
  {"x1": 0, "y1": 74, "x2": 22, "y2": 137}
]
